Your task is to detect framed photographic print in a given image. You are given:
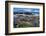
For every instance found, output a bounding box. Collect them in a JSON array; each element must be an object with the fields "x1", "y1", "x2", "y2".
[{"x1": 5, "y1": 1, "x2": 45, "y2": 35}]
